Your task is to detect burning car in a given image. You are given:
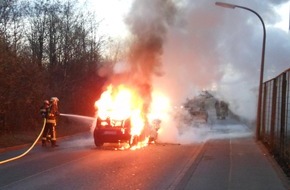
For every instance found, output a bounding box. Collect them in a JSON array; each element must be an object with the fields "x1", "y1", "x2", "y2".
[
  {"x1": 93, "y1": 117, "x2": 160, "y2": 147},
  {"x1": 93, "y1": 84, "x2": 163, "y2": 148},
  {"x1": 94, "y1": 117, "x2": 140, "y2": 147}
]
